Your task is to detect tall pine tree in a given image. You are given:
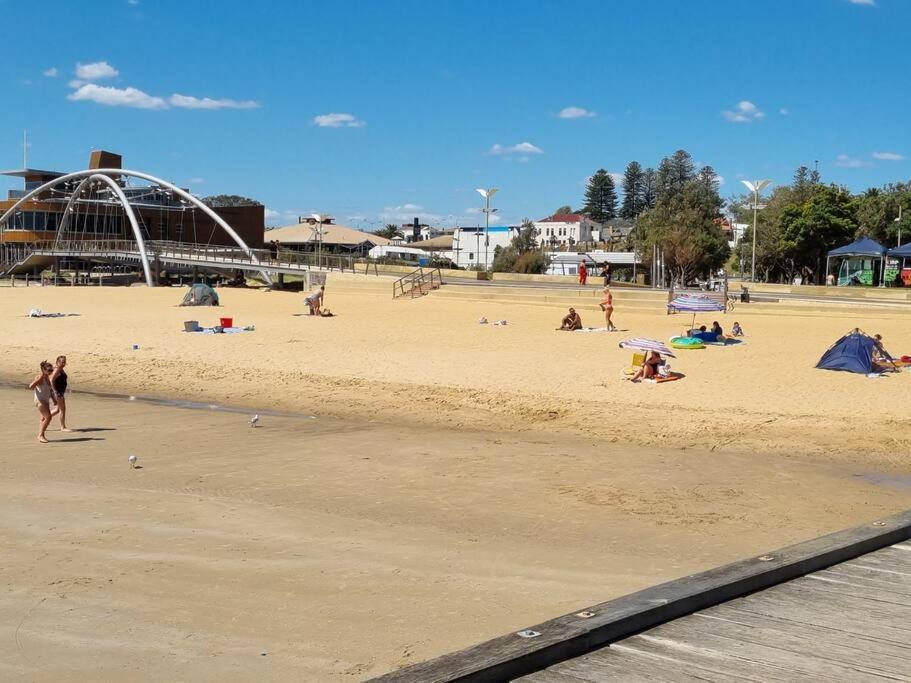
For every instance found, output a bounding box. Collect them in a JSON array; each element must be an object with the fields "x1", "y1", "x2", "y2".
[
  {"x1": 639, "y1": 167, "x2": 658, "y2": 210},
  {"x1": 620, "y1": 161, "x2": 645, "y2": 219},
  {"x1": 582, "y1": 169, "x2": 618, "y2": 223}
]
